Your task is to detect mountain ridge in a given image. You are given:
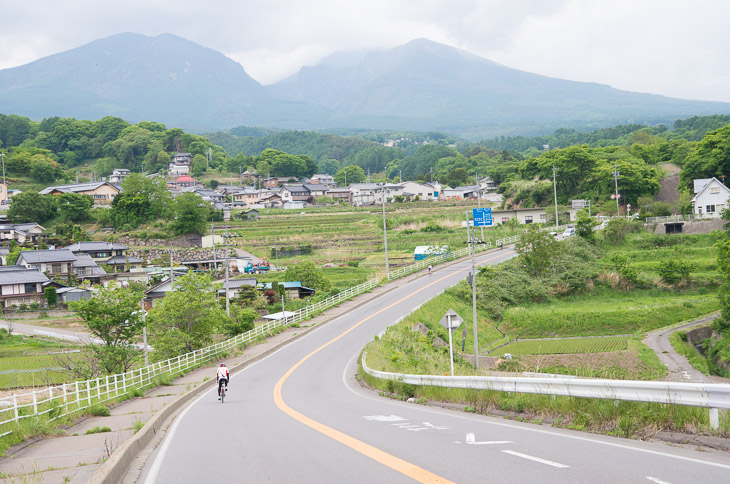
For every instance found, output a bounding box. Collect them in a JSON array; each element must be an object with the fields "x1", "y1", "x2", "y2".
[{"x1": 0, "y1": 33, "x2": 728, "y2": 139}]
